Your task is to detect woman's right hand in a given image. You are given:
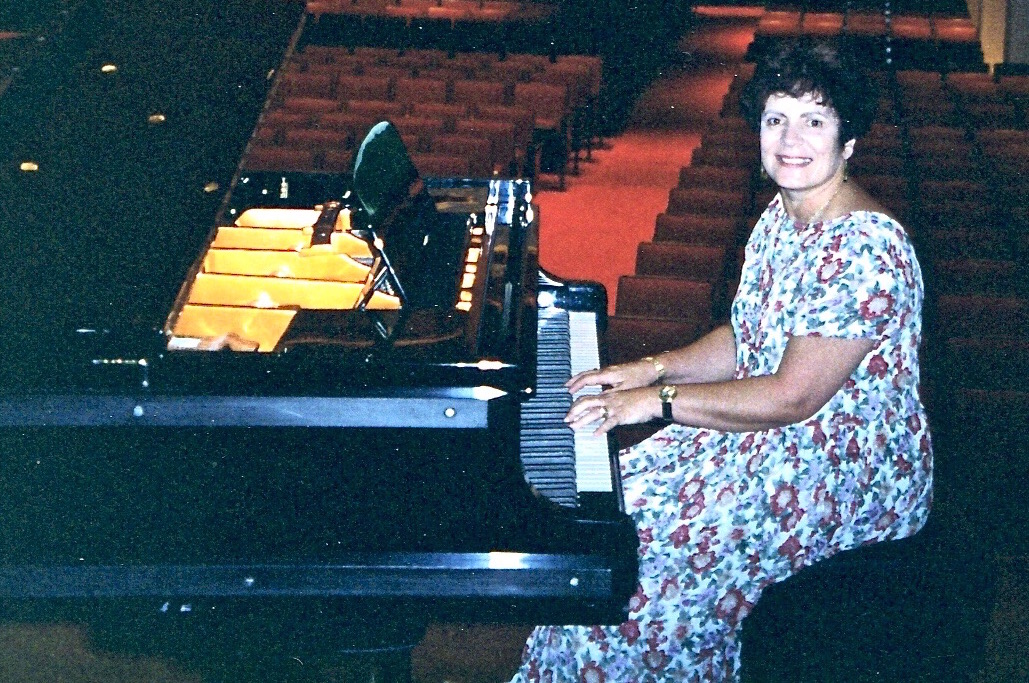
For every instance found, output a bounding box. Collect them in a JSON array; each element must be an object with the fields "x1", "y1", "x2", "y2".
[{"x1": 565, "y1": 359, "x2": 658, "y2": 395}]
